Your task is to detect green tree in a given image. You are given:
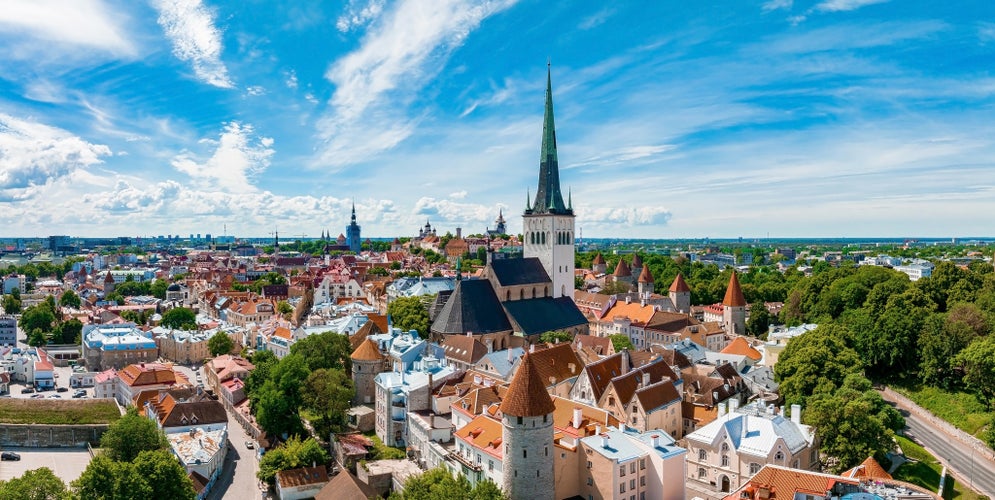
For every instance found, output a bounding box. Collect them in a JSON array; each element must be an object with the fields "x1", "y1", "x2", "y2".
[
  {"x1": 277, "y1": 300, "x2": 293, "y2": 318},
  {"x1": 0, "y1": 467, "x2": 67, "y2": 500},
  {"x1": 245, "y1": 349, "x2": 278, "y2": 398},
  {"x1": 955, "y1": 335, "x2": 995, "y2": 408},
  {"x1": 208, "y1": 331, "x2": 235, "y2": 357},
  {"x1": 774, "y1": 323, "x2": 864, "y2": 406},
  {"x1": 301, "y1": 368, "x2": 354, "y2": 437},
  {"x1": 539, "y1": 330, "x2": 574, "y2": 344},
  {"x1": 1, "y1": 294, "x2": 21, "y2": 314},
  {"x1": 254, "y1": 354, "x2": 310, "y2": 438},
  {"x1": 804, "y1": 374, "x2": 905, "y2": 473},
  {"x1": 160, "y1": 307, "x2": 197, "y2": 330},
  {"x1": 133, "y1": 449, "x2": 196, "y2": 500},
  {"x1": 55, "y1": 318, "x2": 83, "y2": 344},
  {"x1": 150, "y1": 279, "x2": 169, "y2": 299},
  {"x1": 99, "y1": 407, "x2": 169, "y2": 462},
  {"x1": 58, "y1": 289, "x2": 81, "y2": 309},
  {"x1": 390, "y1": 467, "x2": 507, "y2": 500},
  {"x1": 72, "y1": 455, "x2": 151, "y2": 500},
  {"x1": 27, "y1": 329, "x2": 48, "y2": 347},
  {"x1": 257, "y1": 436, "x2": 329, "y2": 484},
  {"x1": 19, "y1": 305, "x2": 56, "y2": 336},
  {"x1": 609, "y1": 334, "x2": 633, "y2": 352},
  {"x1": 746, "y1": 302, "x2": 770, "y2": 337},
  {"x1": 388, "y1": 295, "x2": 432, "y2": 339},
  {"x1": 918, "y1": 313, "x2": 977, "y2": 388},
  {"x1": 290, "y1": 331, "x2": 353, "y2": 372}
]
